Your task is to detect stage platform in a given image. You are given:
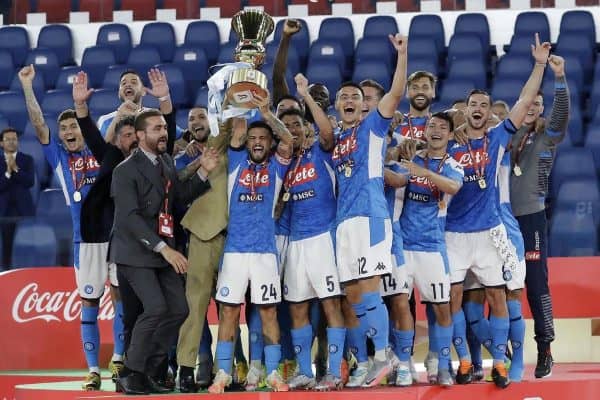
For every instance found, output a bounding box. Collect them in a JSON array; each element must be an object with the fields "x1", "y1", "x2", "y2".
[{"x1": 5, "y1": 363, "x2": 600, "y2": 400}]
